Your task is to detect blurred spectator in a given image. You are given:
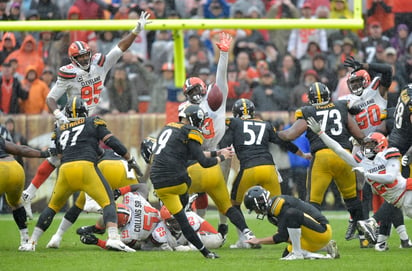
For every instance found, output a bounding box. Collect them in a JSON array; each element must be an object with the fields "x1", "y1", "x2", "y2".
[
  {"x1": 312, "y1": 53, "x2": 338, "y2": 91},
  {"x1": 230, "y1": 0, "x2": 264, "y2": 18},
  {"x1": 148, "y1": 62, "x2": 175, "y2": 114},
  {"x1": 331, "y1": 65, "x2": 350, "y2": 100},
  {"x1": 327, "y1": 29, "x2": 361, "y2": 52},
  {"x1": 299, "y1": 40, "x2": 321, "y2": 71},
  {"x1": 73, "y1": 0, "x2": 105, "y2": 19},
  {"x1": 19, "y1": 65, "x2": 49, "y2": 115},
  {"x1": 0, "y1": 62, "x2": 28, "y2": 114},
  {"x1": 251, "y1": 70, "x2": 288, "y2": 111},
  {"x1": 393, "y1": 0, "x2": 412, "y2": 31},
  {"x1": 403, "y1": 44, "x2": 412, "y2": 83},
  {"x1": 4, "y1": 117, "x2": 27, "y2": 166},
  {"x1": 97, "y1": 31, "x2": 121, "y2": 56},
  {"x1": 185, "y1": 34, "x2": 211, "y2": 77},
  {"x1": 204, "y1": 0, "x2": 230, "y2": 19},
  {"x1": 150, "y1": 30, "x2": 174, "y2": 74},
  {"x1": 232, "y1": 30, "x2": 266, "y2": 65},
  {"x1": 106, "y1": 63, "x2": 137, "y2": 114},
  {"x1": 112, "y1": 0, "x2": 140, "y2": 19},
  {"x1": 198, "y1": 67, "x2": 213, "y2": 85},
  {"x1": 8, "y1": 2, "x2": 24, "y2": 20},
  {"x1": 30, "y1": 0, "x2": 62, "y2": 20},
  {"x1": 47, "y1": 31, "x2": 71, "y2": 73},
  {"x1": 255, "y1": 59, "x2": 269, "y2": 77},
  {"x1": 287, "y1": 2, "x2": 328, "y2": 60},
  {"x1": 24, "y1": 9, "x2": 41, "y2": 41},
  {"x1": 288, "y1": 69, "x2": 318, "y2": 110},
  {"x1": 67, "y1": 5, "x2": 97, "y2": 44},
  {"x1": 340, "y1": 37, "x2": 357, "y2": 63},
  {"x1": 0, "y1": 33, "x2": 17, "y2": 65},
  {"x1": 360, "y1": 21, "x2": 391, "y2": 63},
  {"x1": 327, "y1": 39, "x2": 343, "y2": 71},
  {"x1": 263, "y1": 42, "x2": 282, "y2": 74},
  {"x1": 367, "y1": 0, "x2": 395, "y2": 37},
  {"x1": 37, "y1": 31, "x2": 55, "y2": 65},
  {"x1": 384, "y1": 47, "x2": 407, "y2": 107},
  {"x1": 276, "y1": 53, "x2": 301, "y2": 91},
  {"x1": 40, "y1": 67, "x2": 62, "y2": 107},
  {"x1": 266, "y1": 0, "x2": 299, "y2": 56},
  {"x1": 150, "y1": 0, "x2": 169, "y2": 19},
  {"x1": 5, "y1": 35, "x2": 45, "y2": 77},
  {"x1": 174, "y1": 0, "x2": 203, "y2": 19},
  {"x1": 0, "y1": 0, "x2": 10, "y2": 20},
  {"x1": 329, "y1": 0, "x2": 353, "y2": 19},
  {"x1": 133, "y1": 59, "x2": 158, "y2": 113},
  {"x1": 233, "y1": 51, "x2": 258, "y2": 97},
  {"x1": 8, "y1": 58, "x2": 23, "y2": 80},
  {"x1": 390, "y1": 24, "x2": 409, "y2": 59}
]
